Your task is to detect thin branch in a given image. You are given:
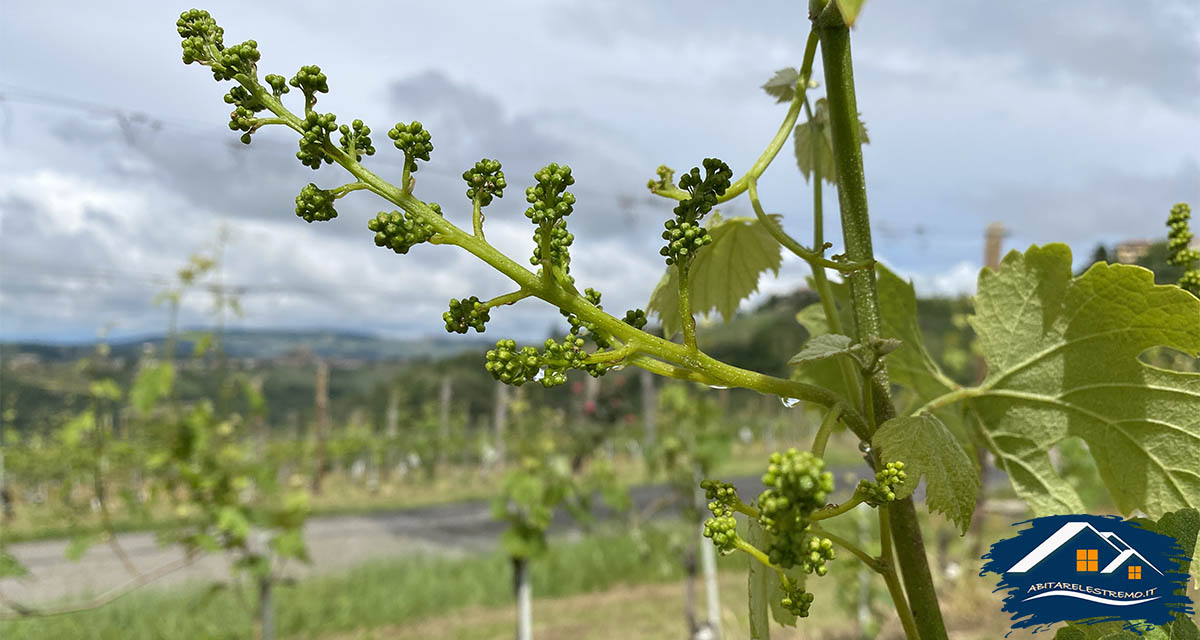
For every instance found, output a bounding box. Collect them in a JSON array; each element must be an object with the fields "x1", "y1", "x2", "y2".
[{"x1": 0, "y1": 552, "x2": 197, "y2": 620}]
